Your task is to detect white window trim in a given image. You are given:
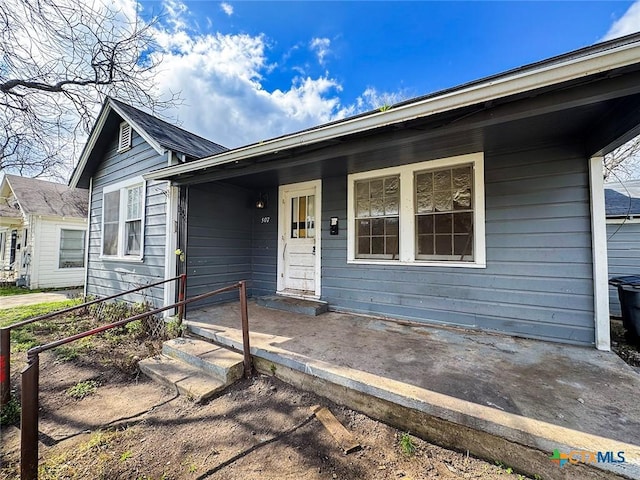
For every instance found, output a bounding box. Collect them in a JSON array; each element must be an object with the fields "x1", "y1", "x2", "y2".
[
  {"x1": 606, "y1": 217, "x2": 640, "y2": 224},
  {"x1": 100, "y1": 176, "x2": 146, "y2": 262},
  {"x1": 118, "y1": 122, "x2": 132, "y2": 152},
  {"x1": 347, "y1": 152, "x2": 486, "y2": 268},
  {"x1": 56, "y1": 225, "x2": 86, "y2": 271}
]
